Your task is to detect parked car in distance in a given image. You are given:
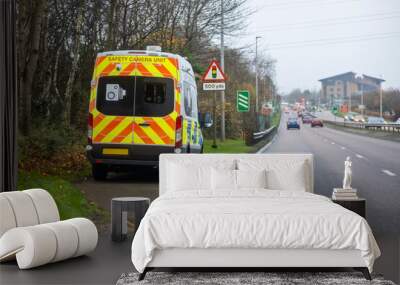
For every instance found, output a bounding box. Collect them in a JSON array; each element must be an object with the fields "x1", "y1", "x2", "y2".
[
  {"x1": 302, "y1": 116, "x2": 313, "y2": 124},
  {"x1": 353, "y1": 115, "x2": 366, "y2": 123},
  {"x1": 394, "y1": 118, "x2": 400, "y2": 124},
  {"x1": 367, "y1": 116, "x2": 386, "y2": 124},
  {"x1": 311, "y1": 118, "x2": 324, "y2": 127},
  {"x1": 287, "y1": 118, "x2": 300, "y2": 130},
  {"x1": 344, "y1": 112, "x2": 359, "y2": 121}
]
